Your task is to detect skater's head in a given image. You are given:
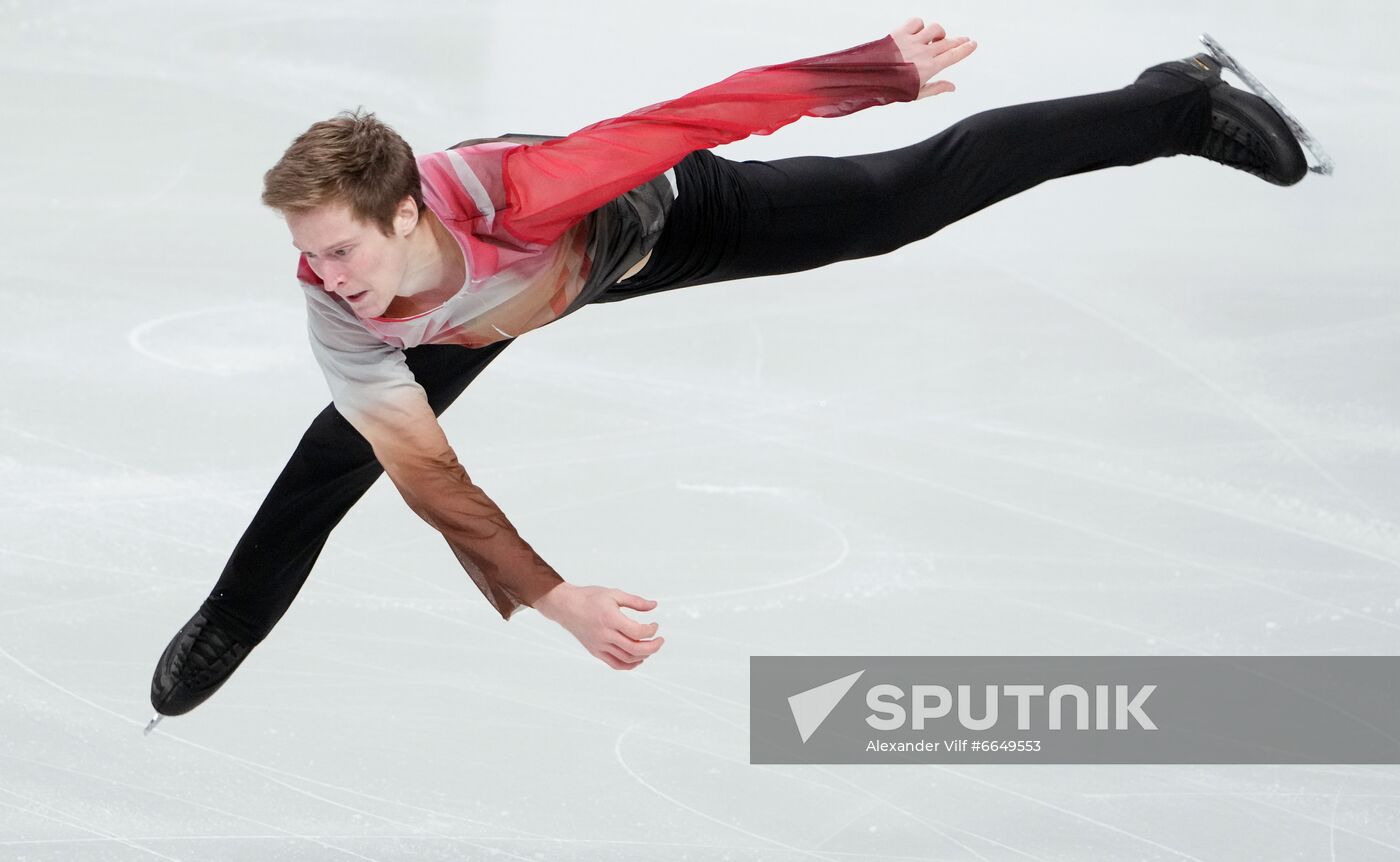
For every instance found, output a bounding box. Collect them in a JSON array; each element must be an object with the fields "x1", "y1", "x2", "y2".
[
  {"x1": 262, "y1": 108, "x2": 422, "y2": 236},
  {"x1": 266, "y1": 109, "x2": 436, "y2": 318}
]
